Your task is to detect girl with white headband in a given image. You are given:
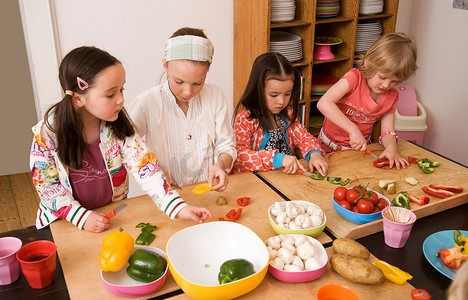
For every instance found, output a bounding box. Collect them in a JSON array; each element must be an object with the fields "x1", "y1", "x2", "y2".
[{"x1": 129, "y1": 27, "x2": 236, "y2": 191}]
